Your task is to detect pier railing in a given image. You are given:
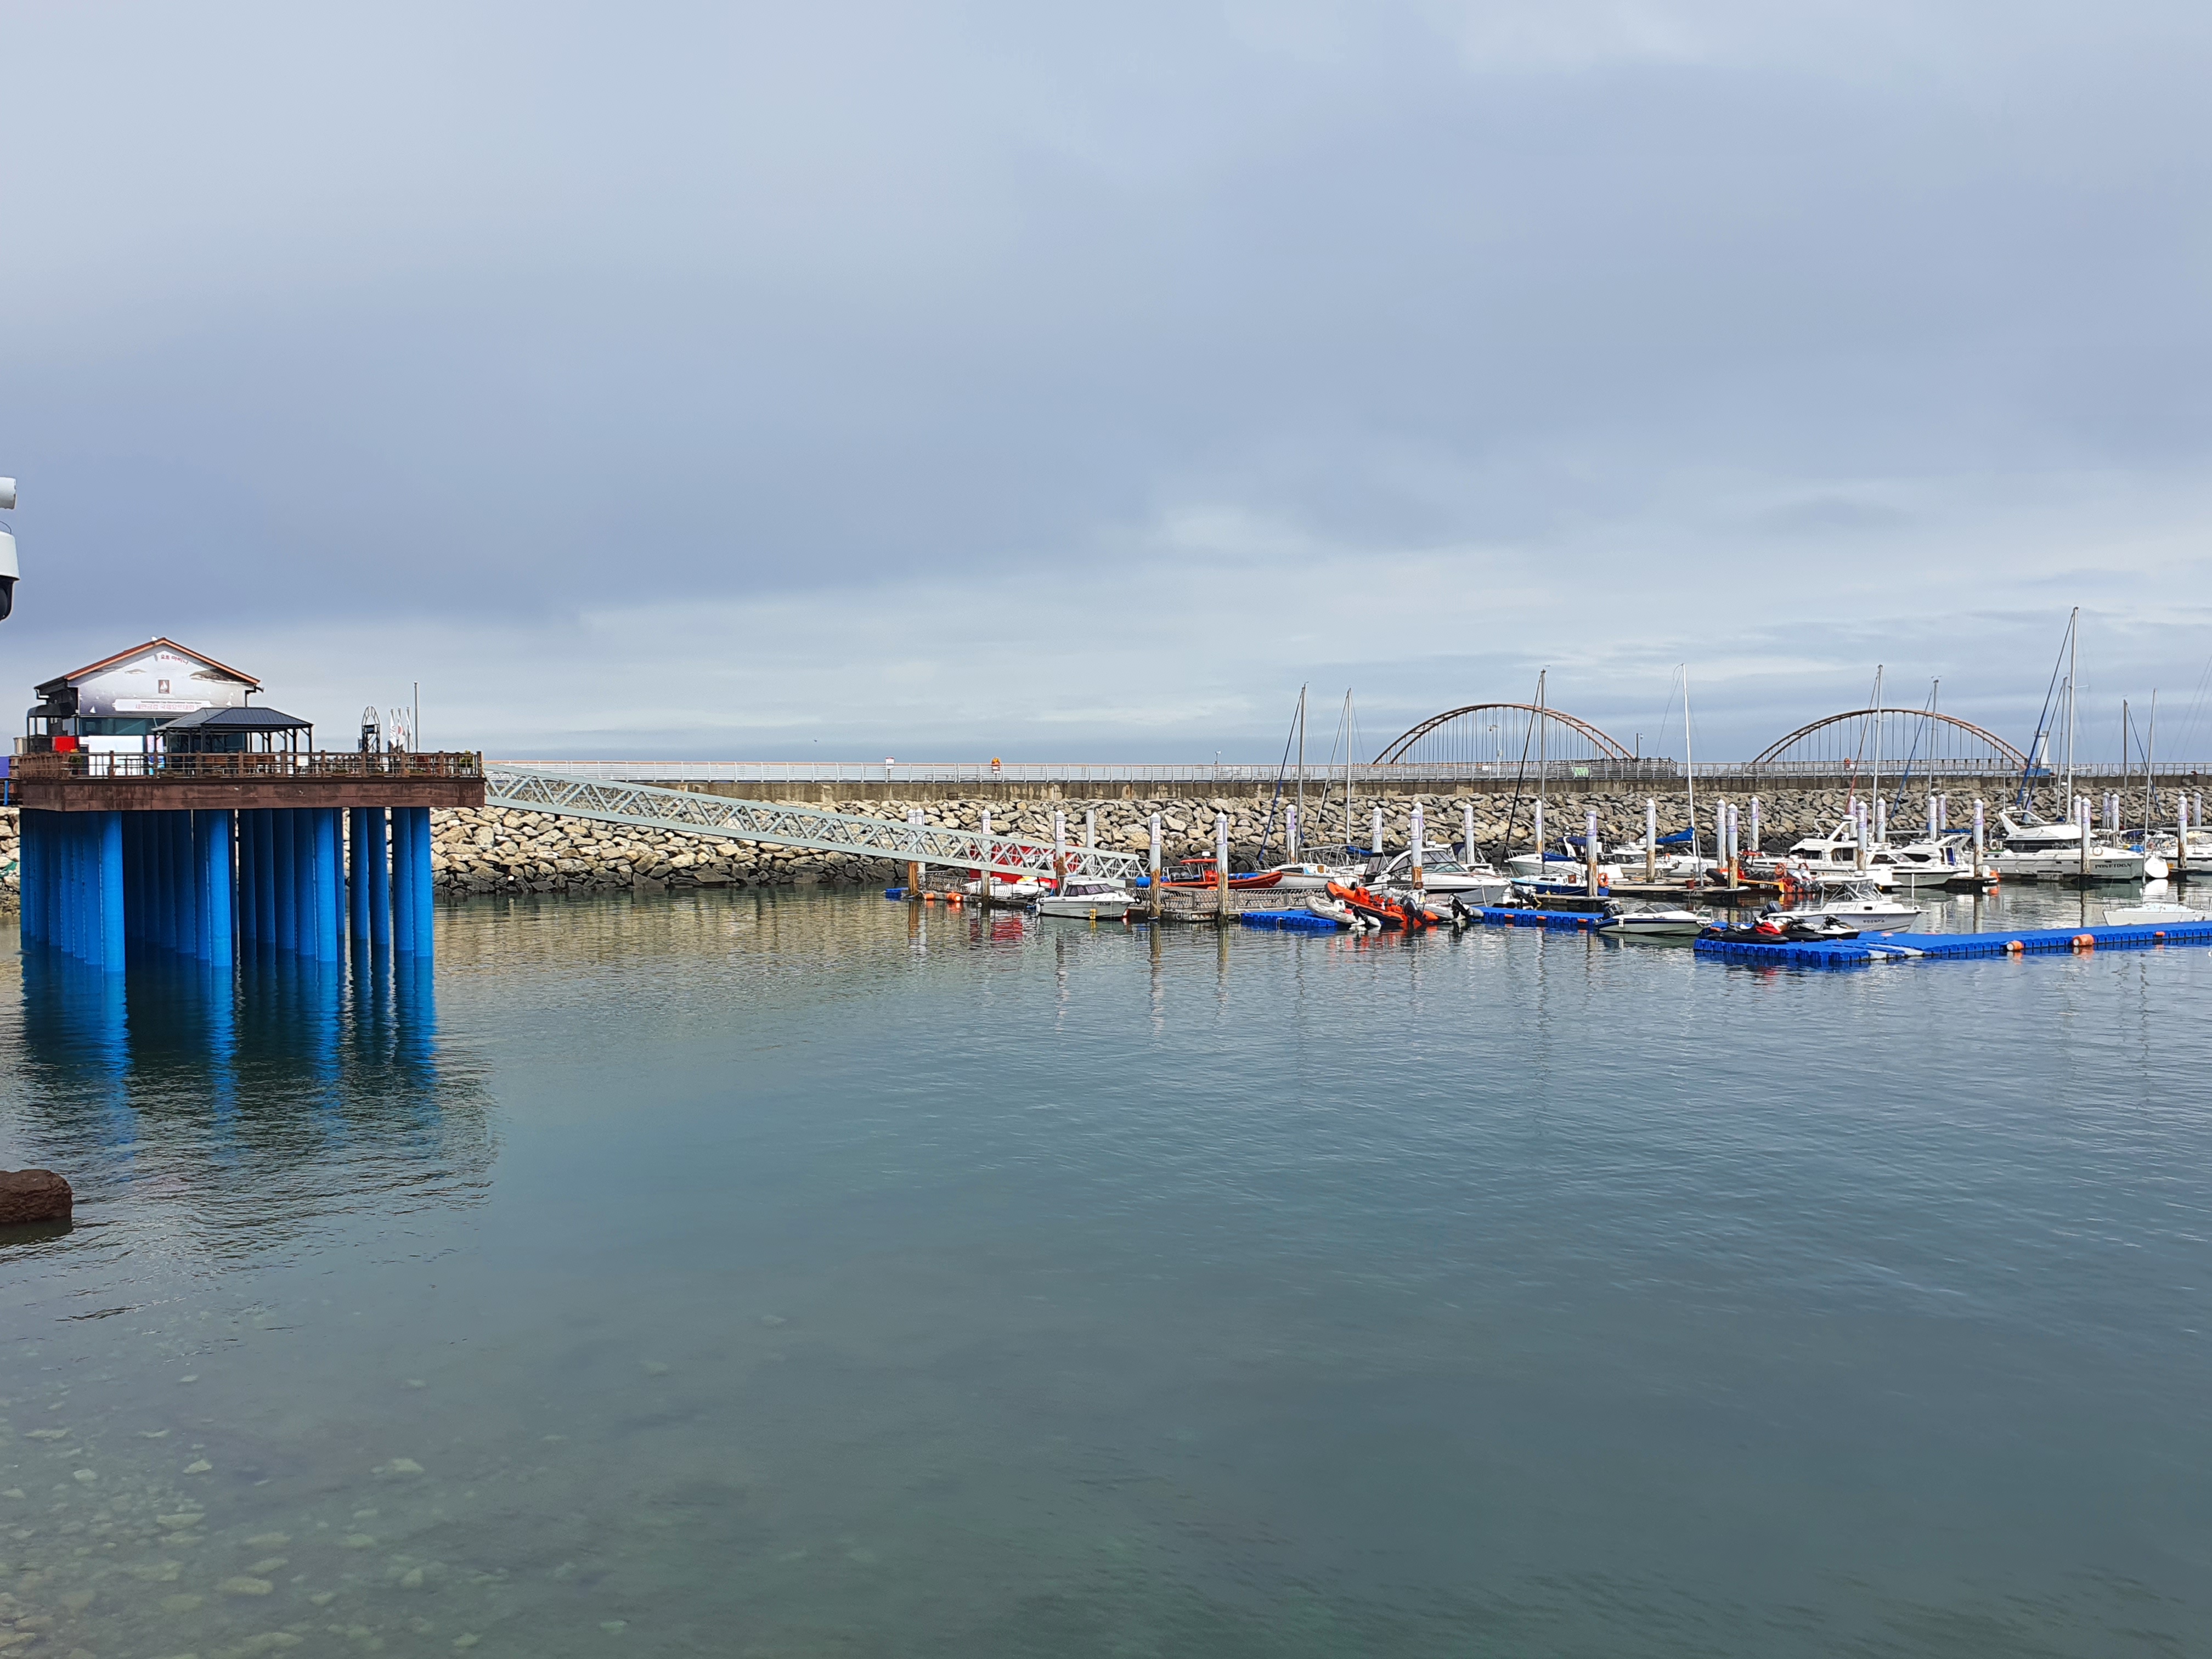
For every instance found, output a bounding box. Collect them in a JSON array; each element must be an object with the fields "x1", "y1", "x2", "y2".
[
  {"x1": 489, "y1": 758, "x2": 2208, "y2": 787},
  {"x1": 13, "y1": 751, "x2": 484, "y2": 782}
]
